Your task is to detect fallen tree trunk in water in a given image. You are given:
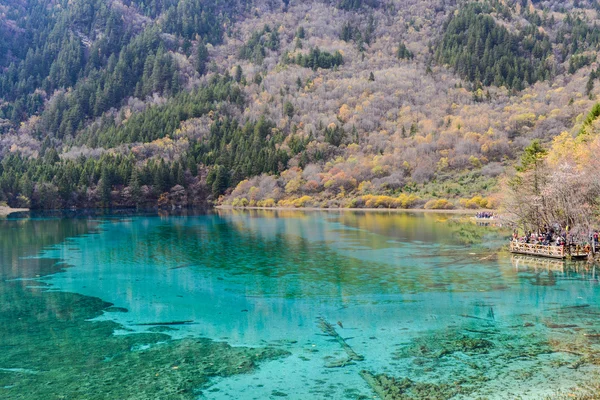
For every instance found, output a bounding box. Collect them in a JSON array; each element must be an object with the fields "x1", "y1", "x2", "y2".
[
  {"x1": 134, "y1": 320, "x2": 194, "y2": 326},
  {"x1": 317, "y1": 317, "x2": 364, "y2": 361},
  {"x1": 360, "y1": 370, "x2": 388, "y2": 399}
]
